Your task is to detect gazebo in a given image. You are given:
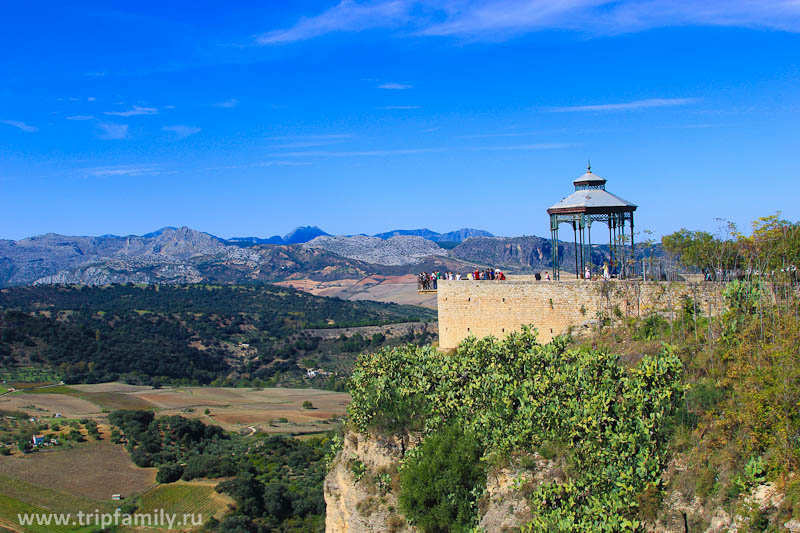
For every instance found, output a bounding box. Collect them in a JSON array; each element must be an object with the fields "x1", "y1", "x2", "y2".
[{"x1": 547, "y1": 165, "x2": 637, "y2": 279}]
